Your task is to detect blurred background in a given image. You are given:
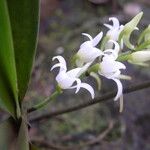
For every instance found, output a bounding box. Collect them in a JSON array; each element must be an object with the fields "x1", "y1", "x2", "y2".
[{"x1": 26, "y1": 0, "x2": 150, "y2": 149}]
